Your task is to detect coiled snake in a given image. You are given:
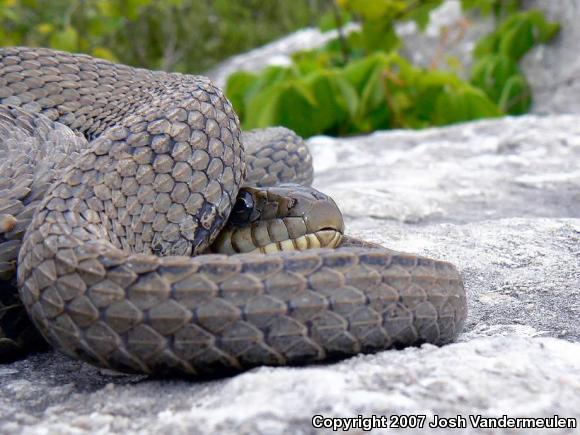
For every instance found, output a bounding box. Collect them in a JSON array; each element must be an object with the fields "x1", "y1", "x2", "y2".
[{"x1": 0, "y1": 47, "x2": 466, "y2": 375}]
